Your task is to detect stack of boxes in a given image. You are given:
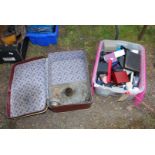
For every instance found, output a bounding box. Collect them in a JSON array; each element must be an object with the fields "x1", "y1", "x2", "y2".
[
  {"x1": 96, "y1": 45, "x2": 141, "y2": 94},
  {"x1": 0, "y1": 25, "x2": 29, "y2": 63},
  {"x1": 0, "y1": 25, "x2": 59, "y2": 63}
]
